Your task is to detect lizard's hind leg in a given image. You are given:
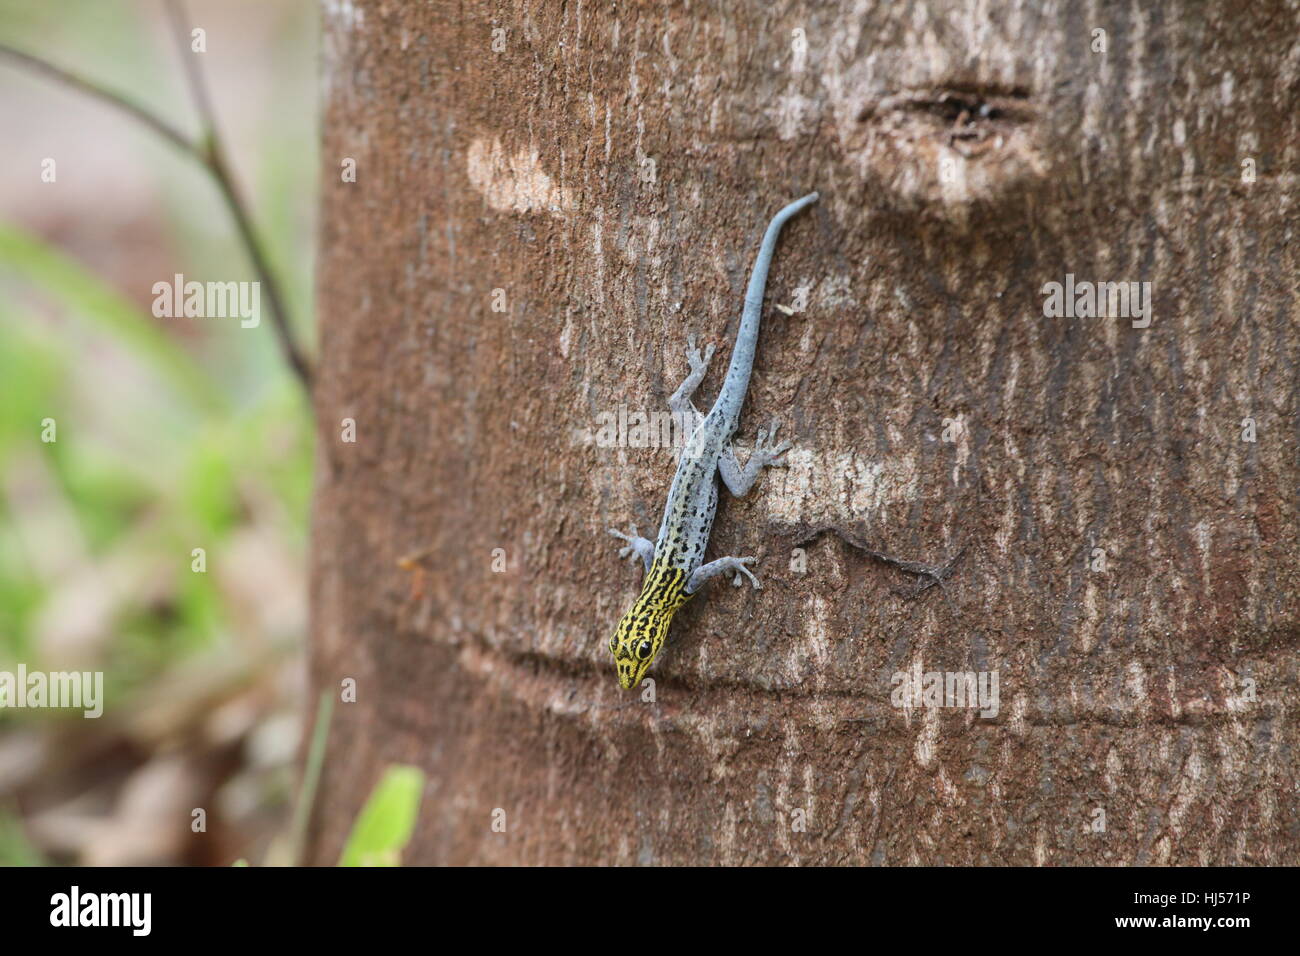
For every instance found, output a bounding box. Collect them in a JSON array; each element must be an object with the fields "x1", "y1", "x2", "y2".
[
  {"x1": 719, "y1": 419, "x2": 792, "y2": 497},
  {"x1": 668, "y1": 335, "x2": 715, "y2": 418},
  {"x1": 608, "y1": 526, "x2": 655, "y2": 573},
  {"x1": 687, "y1": 555, "x2": 761, "y2": 592}
]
